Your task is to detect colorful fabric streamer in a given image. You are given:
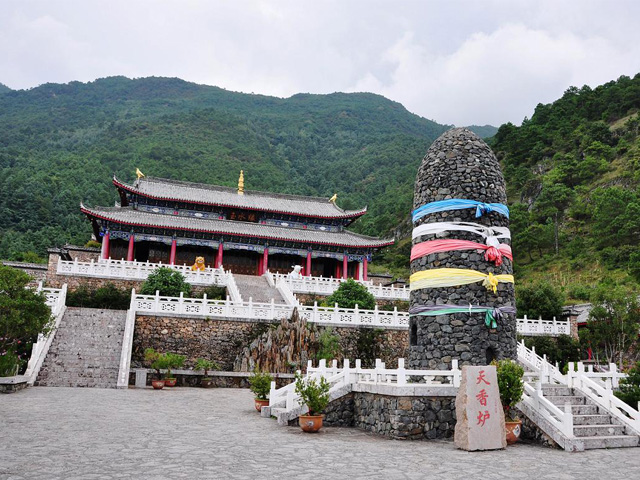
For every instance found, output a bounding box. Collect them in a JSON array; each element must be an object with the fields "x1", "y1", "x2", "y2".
[
  {"x1": 409, "y1": 268, "x2": 514, "y2": 293},
  {"x1": 409, "y1": 304, "x2": 516, "y2": 328},
  {"x1": 412, "y1": 199, "x2": 509, "y2": 223},
  {"x1": 411, "y1": 221, "x2": 510, "y2": 241},
  {"x1": 410, "y1": 239, "x2": 512, "y2": 266}
]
